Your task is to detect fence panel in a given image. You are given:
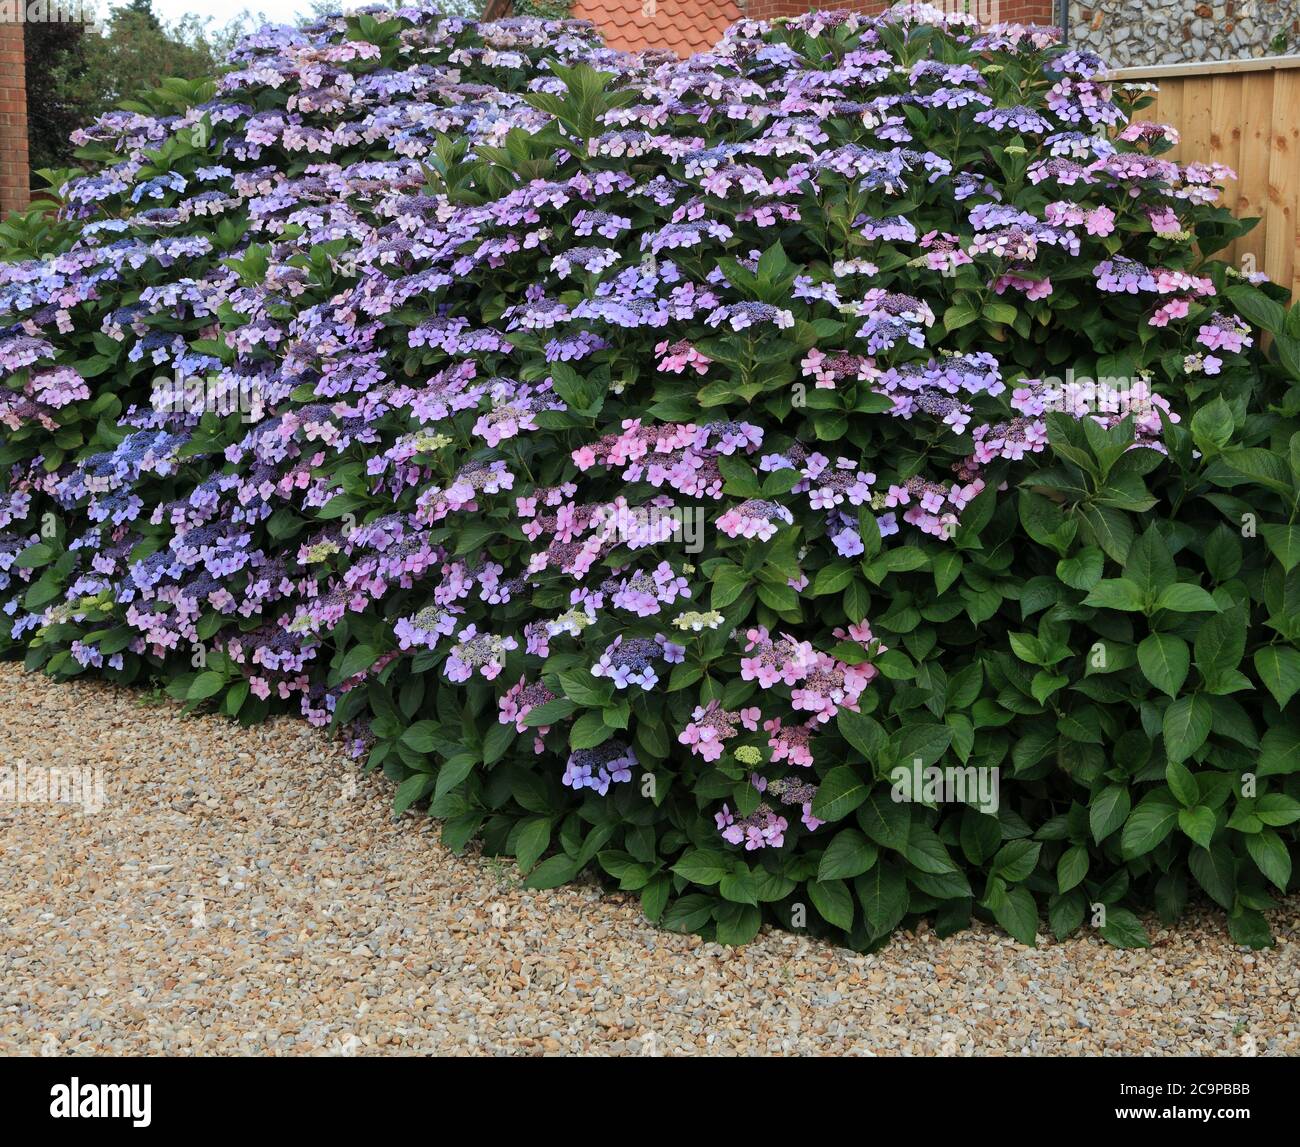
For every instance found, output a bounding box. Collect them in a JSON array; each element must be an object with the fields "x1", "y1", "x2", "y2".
[{"x1": 1109, "y1": 56, "x2": 1300, "y2": 299}]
